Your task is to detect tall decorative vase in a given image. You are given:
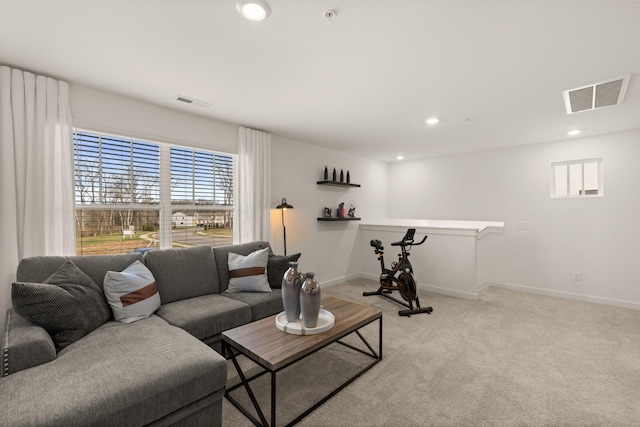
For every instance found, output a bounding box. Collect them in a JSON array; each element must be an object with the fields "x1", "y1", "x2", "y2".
[
  {"x1": 323, "y1": 166, "x2": 329, "y2": 180},
  {"x1": 300, "y1": 272, "x2": 321, "y2": 328},
  {"x1": 282, "y1": 262, "x2": 303, "y2": 322}
]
